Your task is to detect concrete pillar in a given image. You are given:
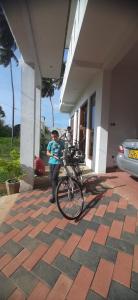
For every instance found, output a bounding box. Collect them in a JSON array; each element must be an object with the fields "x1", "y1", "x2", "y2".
[
  {"x1": 94, "y1": 70, "x2": 111, "y2": 173},
  {"x1": 35, "y1": 87, "x2": 41, "y2": 156},
  {"x1": 85, "y1": 98, "x2": 91, "y2": 159},
  {"x1": 20, "y1": 62, "x2": 35, "y2": 191}
]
